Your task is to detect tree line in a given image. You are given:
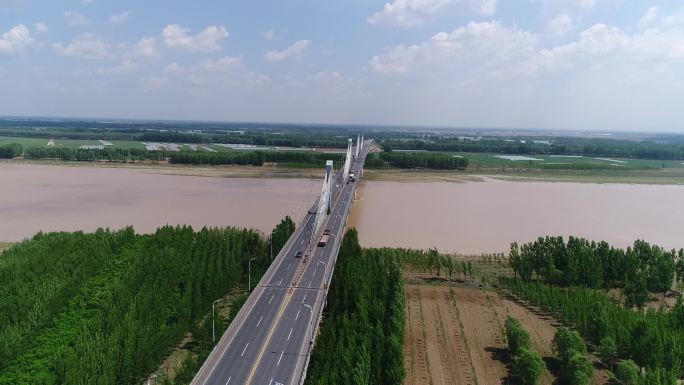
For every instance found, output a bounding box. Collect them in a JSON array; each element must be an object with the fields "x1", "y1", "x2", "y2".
[
  {"x1": 169, "y1": 151, "x2": 345, "y2": 167},
  {"x1": 24, "y1": 147, "x2": 168, "y2": 162},
  {"x1": 0, "y1": 125, "x2": 355, "y2": 149},
  {"x1": 377, "y1": 247, "x2": 474, "y2": 281},
  {"x1": 0, "y1": 143, "x2": 22, "y2": 158},
  {"x1": 377, "y1": 151, "x2": 468, "y2": 169},
  {"x1": 305, "y1": 229, "x2": 405, "y2": 385},
  {"x1": 505, "y1": 316, "x2": 546, "y2": 385},
  {"x1": 504, "y1": 279, "x2": 682, "y2": 384},
  {"x1": 168, "y1": 151, "x2": 265, "y2": 166},
  {"x1": 509, "y1": 236, "x2": 682, "y2": 308},
  {"x1": 381, "y1": 136, "x2": 684, "y2": 160},
  {"x1": 22, "y1": 146, "x2": 346, "y2": 168},
  {"x1": 0, "y1": 222, "x2": 294, "y2": 385}
]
